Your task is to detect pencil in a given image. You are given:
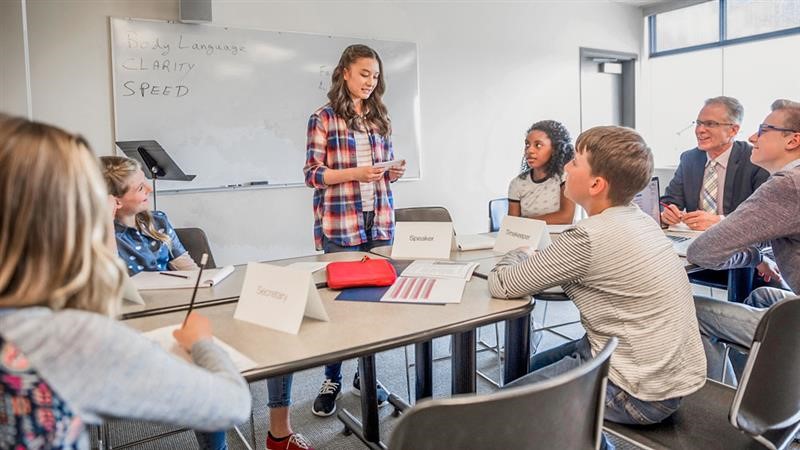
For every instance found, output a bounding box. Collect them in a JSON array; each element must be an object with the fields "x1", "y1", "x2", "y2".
[
  {"x1": 183, "y1": 253, "x2": 209, "y2": 328},
  {"x1": 160, "y1": 271, "x2": 190, "y2": 279}
]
